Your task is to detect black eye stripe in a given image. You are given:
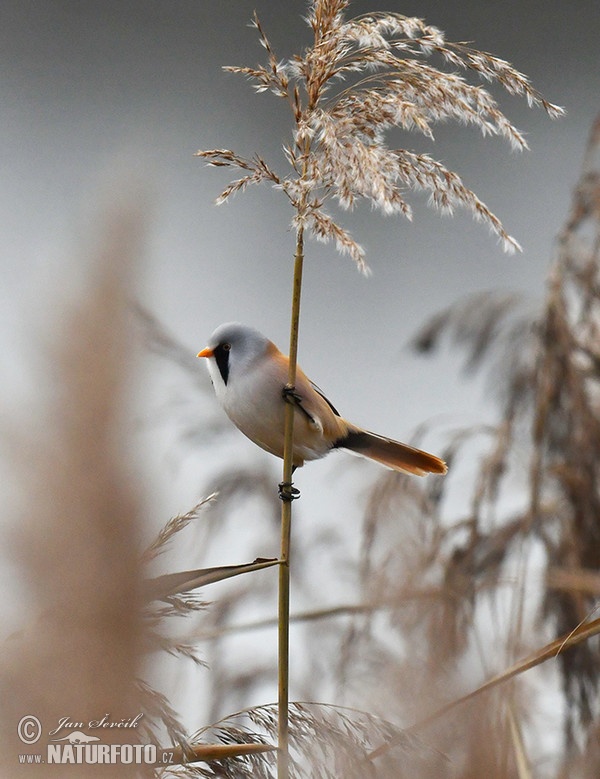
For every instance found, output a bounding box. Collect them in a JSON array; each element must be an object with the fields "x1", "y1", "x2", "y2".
[{"x1": 214, "y1": 342, "x2": 230, "y2": 385}]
